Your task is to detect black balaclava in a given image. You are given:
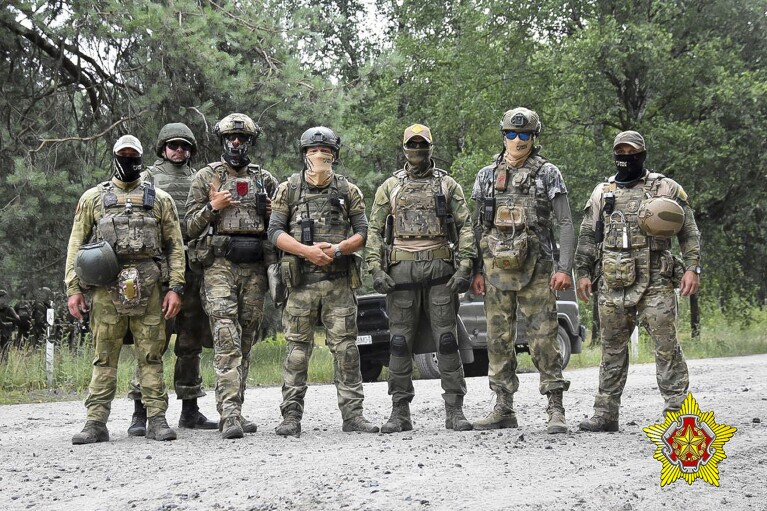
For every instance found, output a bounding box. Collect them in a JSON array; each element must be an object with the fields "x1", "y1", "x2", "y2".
[
  {"x1": 114, "y1": 155, "x2": 143, "y2": 182},
  {"x1": 614, "y1": 151, "x2": 647, "y2": 186}
]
